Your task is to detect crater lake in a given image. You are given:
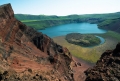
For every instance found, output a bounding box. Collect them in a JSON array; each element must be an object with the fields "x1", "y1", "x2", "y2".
[{"x1": 38, "y1": 23, "x2": 107, "y2": 38}]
